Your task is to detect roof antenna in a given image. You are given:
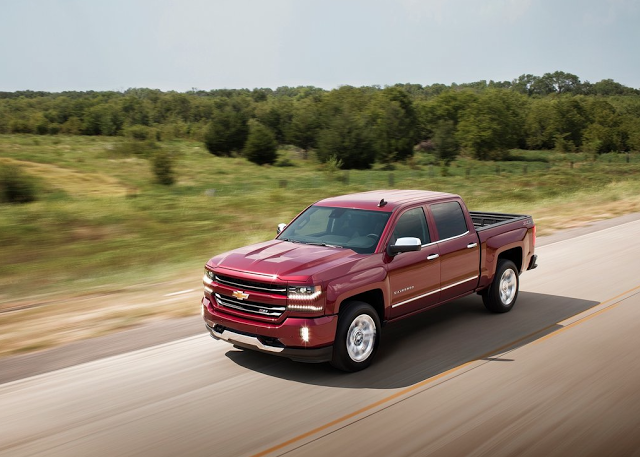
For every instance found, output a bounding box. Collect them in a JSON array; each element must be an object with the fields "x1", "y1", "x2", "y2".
[{"x1": 378, "y1": 198, "x2": 387, "y2": 207}]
